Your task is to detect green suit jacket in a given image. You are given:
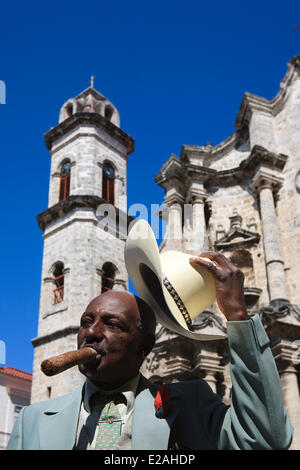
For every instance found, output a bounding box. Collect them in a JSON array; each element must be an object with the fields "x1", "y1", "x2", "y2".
[{"x1": 7, "y1": 315, "x2": 293, "y2": 450}]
